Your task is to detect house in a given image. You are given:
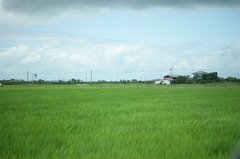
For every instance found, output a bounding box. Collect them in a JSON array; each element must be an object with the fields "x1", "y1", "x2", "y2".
[
  {"x1": 155, "y1": 79, "x2": 173, "y2": 85},
  {"x1": 155, "y1": 75, "x2": 178, "y2": 85},
  {"x1": 192, "y1": 71, "x2": 208, "y2": 80},
  {"x1": 164, "y1": 75, "x2": 178, "y2": 80},
  {"x1": 163, "y1": 75, "x2": 172, "y2": 80}
]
